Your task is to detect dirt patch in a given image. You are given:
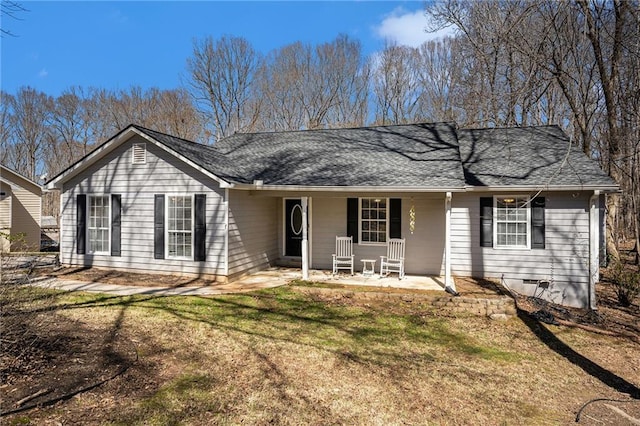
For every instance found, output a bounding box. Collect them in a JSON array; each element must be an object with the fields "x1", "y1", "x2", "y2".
[
  {"x1": 0, "y1": 309, "x2": 139, "y2": 416},
  {"x1": 34, "y1": 266, "x2": 218, "y2": 288},
  {"x1": 514, "y1": 281, "x2": 640, "y2": 345}
]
